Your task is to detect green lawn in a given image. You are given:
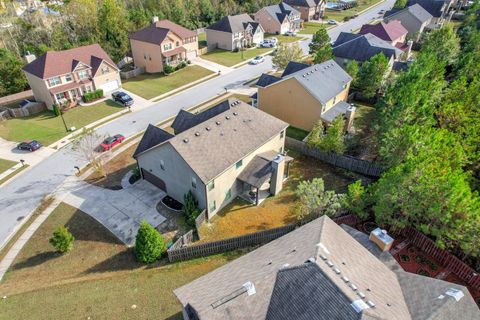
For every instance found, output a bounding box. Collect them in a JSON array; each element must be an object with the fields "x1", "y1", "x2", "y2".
[
  {"x1": 266, "y1": 34, "x2": 303, "y2": 43},
  {"x1": 201, "y1": 47, "x2": 273, "y2": 67},
  {"x1": 298, "y1": 22, "x2": 333, "y2": 34},
  {"x1": 286, "y1": 126, "x2": 310, "y2": 141},
  {"x1": 0, "y1": 202, "x2": 243, "y2": 319},
  {"x1": 323, "y1": 0, "x2": 384, "y2": 21},
  {"x1": 123, "y1": 65, "x2": 214, "y2": 100},
  {"x1": 0, "y1": 158, "x2": 17, "y2": 175},
  {"x1": 0, "y1": 101, "x2": 124, "y2": 146}
]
